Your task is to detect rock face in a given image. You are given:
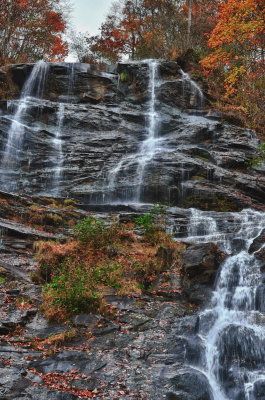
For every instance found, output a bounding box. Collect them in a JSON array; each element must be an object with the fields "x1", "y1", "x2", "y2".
[
  {"x1": 0, "y1": 60, "x2": 264, "y2": 400},
  {"x1": 0, "y1": 61, "x2": 263, "y2": 210}
]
